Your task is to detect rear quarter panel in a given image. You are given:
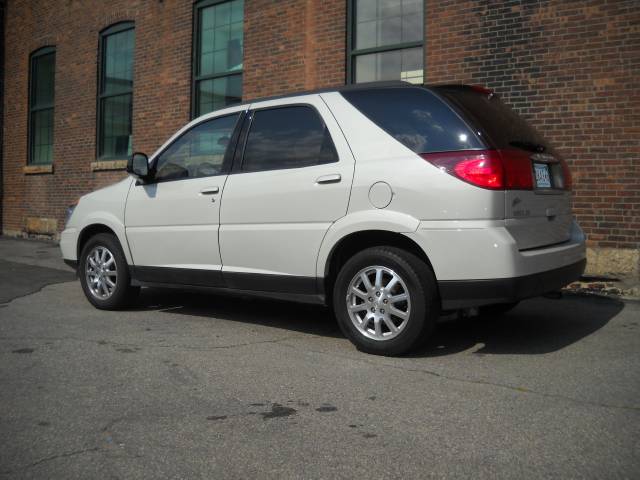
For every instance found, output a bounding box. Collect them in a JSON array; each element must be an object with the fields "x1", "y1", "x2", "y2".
[{"x1": 320, "y1": 92, "x2": 505, "y2": 222}]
